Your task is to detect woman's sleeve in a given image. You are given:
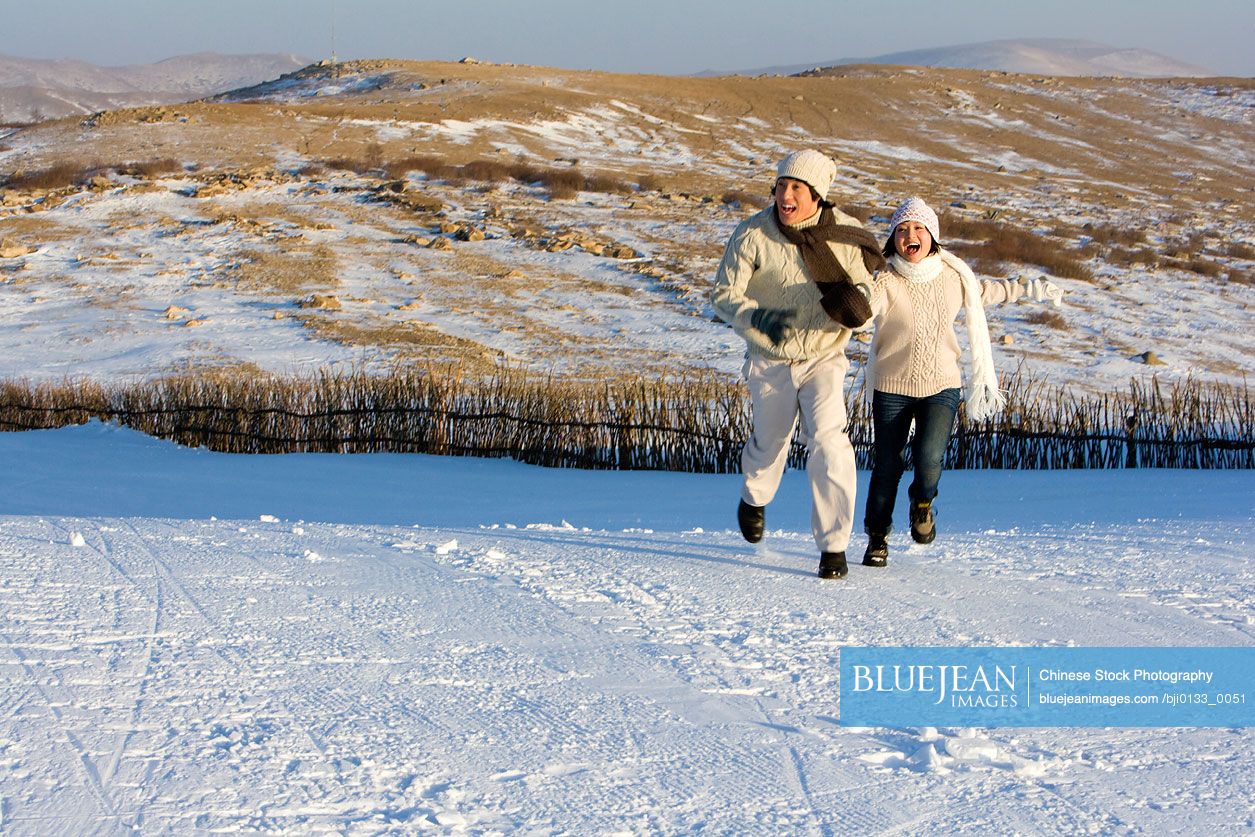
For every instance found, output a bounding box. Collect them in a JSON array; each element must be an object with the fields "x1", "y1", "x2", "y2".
[{"x1": 978, "y1": 278, "x2": 1028, "y2": 306}]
